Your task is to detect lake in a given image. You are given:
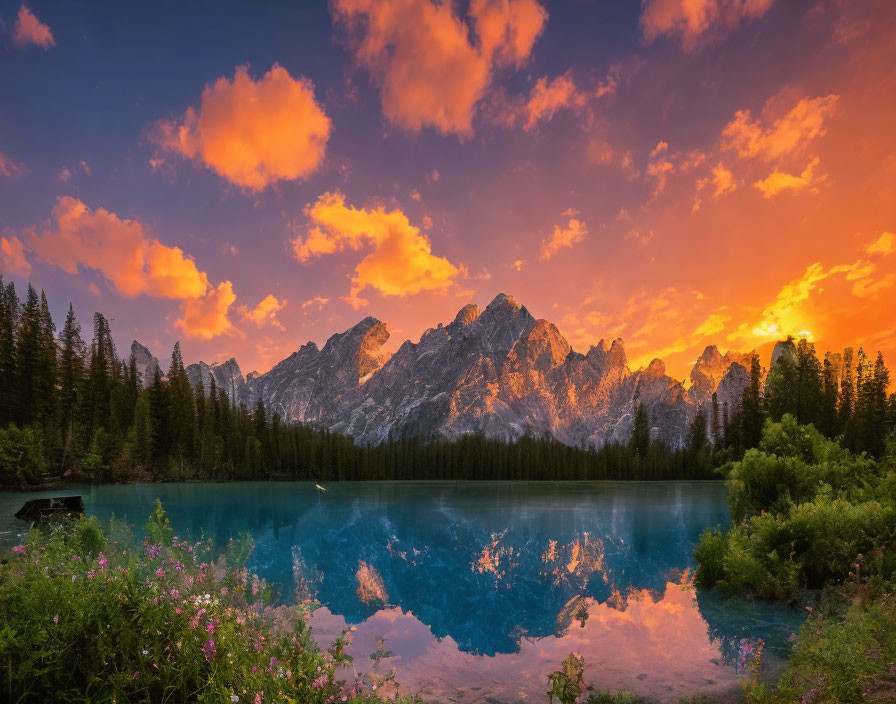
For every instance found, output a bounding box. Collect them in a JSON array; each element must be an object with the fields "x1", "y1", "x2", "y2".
[{"x1": 0, "y1": 481, "x2": 803, "y2": 702}]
